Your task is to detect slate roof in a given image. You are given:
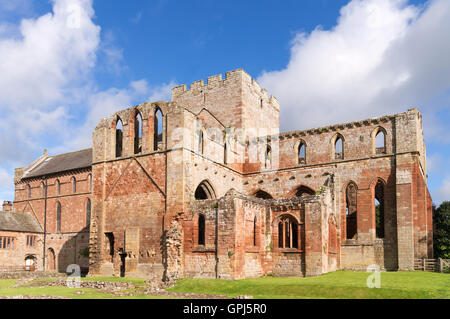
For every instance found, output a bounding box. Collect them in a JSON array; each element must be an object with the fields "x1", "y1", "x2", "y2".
[
  {"x1": 0, "y1": 212, "x2": 43, "y2": 233},
  {"x1": 23, "y1": 148, "x2": 92, "y2": 179}
]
